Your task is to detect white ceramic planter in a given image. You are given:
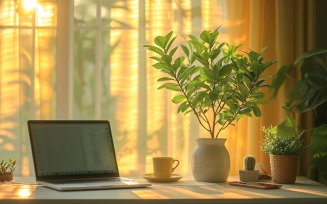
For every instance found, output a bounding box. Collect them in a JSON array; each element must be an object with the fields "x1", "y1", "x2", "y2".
[{"x1": 192, "y1": 138, "x2": 230, "y2": 182}]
